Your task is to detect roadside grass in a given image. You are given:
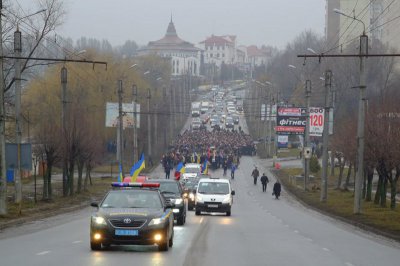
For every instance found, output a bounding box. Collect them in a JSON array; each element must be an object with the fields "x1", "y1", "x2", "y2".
[
  {"x1": 278, "y1": 148, "x2": 301, "y2": 158},
  {"x1": 0, "y1": 177, "x2": 112, "y2": 226},
  {"x1": 275, "y1": 168, "x2": 400, "y2": 241}
]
